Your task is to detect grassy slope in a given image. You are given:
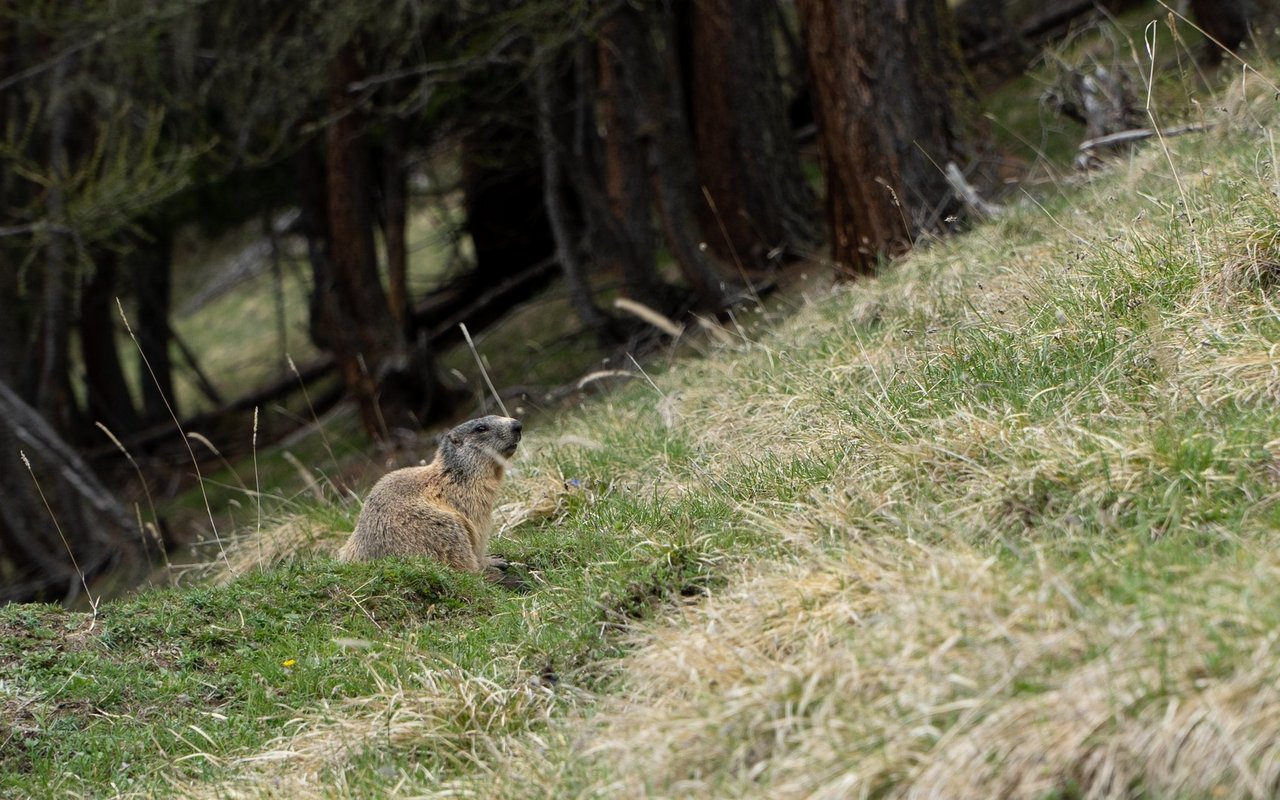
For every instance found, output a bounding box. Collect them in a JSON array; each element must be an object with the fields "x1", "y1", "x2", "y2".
[{"x1": 6, "y1": 54, "x2": 1280, "y2": 800}]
